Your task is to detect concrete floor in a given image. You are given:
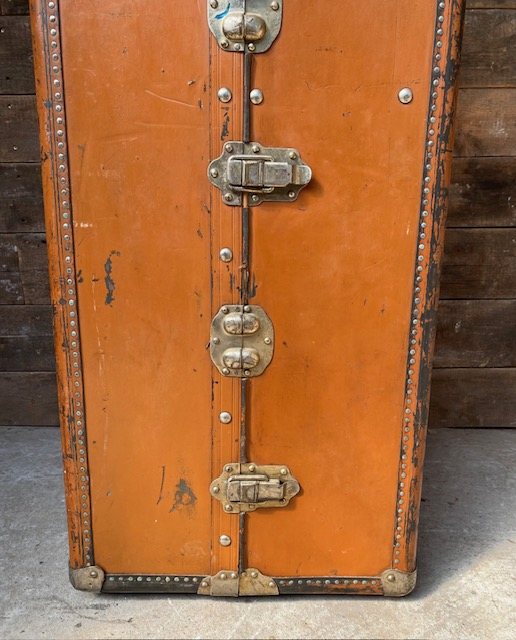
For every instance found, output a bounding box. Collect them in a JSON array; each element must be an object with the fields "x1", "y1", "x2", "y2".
[{"x1": 0, "y1": 428, "x2": 514, "y2": 640}]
